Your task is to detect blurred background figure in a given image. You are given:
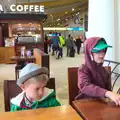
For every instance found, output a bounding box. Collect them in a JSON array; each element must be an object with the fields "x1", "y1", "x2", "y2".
[
  {"x1": 48, "y1": 32, "x2": 52, "y2": 52},
  {"x1": 75, "y1": 36, "x2": 83, "y2": 54},
  {"x1": 66, "y1": 34, "x2": 74, "y2": 57},
  {"x1": 44, "y1": 34, "x2": 49, "y2": 54},
  {"x1": 51, "y1": 32, "x2": 59, "y2": 56},
  {"x1": 57, "y1": 33, "x2": 65, "y2": 59}
]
